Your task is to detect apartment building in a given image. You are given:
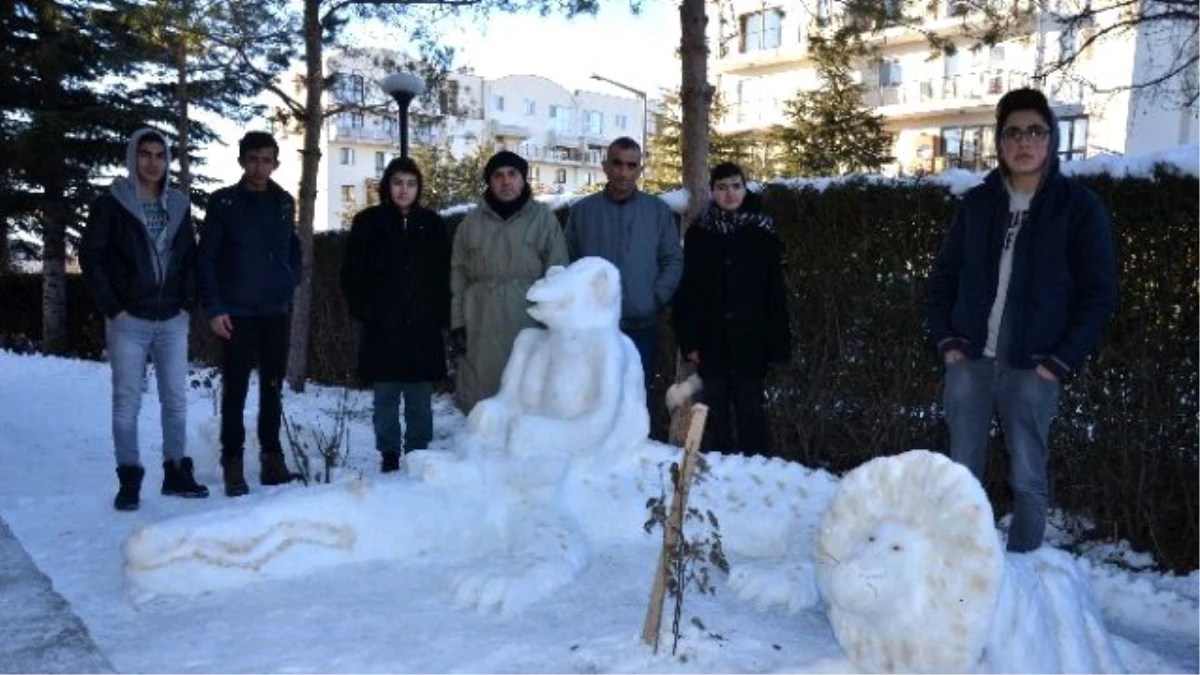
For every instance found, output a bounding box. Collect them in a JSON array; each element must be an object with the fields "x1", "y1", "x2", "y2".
[
  {"x1": 271, "y1": 50, "x2": 647, "y2": 231},
  {"x1": 711, "y1": 0, "x2": 1199, "y2": 175}
]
